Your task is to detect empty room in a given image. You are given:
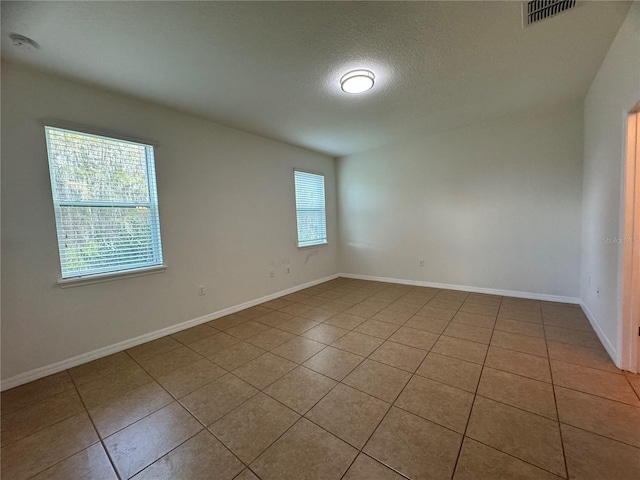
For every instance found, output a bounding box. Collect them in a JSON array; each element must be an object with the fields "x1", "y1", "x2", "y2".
[{"x1": 1, "y1": 1, "x2": 639, "y2": 479}]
